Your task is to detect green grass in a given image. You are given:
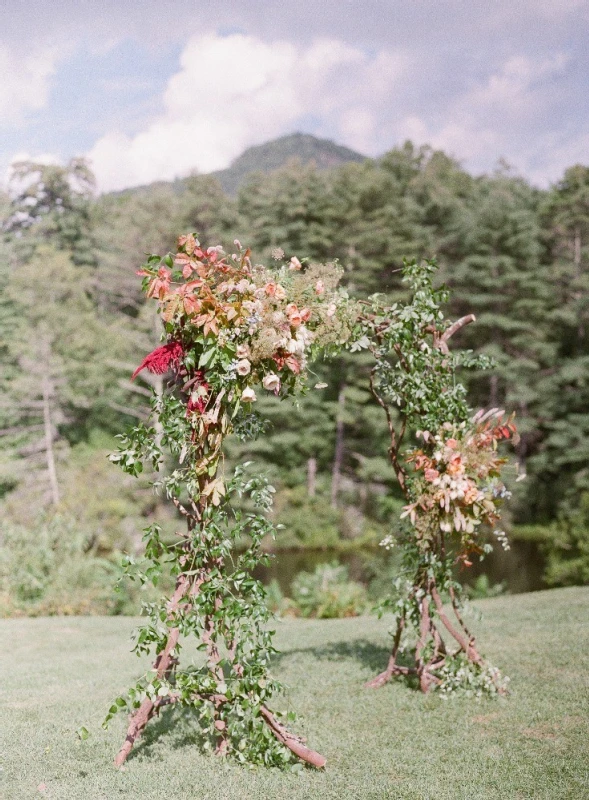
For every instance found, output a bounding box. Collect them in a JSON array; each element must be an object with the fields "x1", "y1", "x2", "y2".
[{"x1": 2, "y1": 587, "x2": 588, "y2": 800}]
